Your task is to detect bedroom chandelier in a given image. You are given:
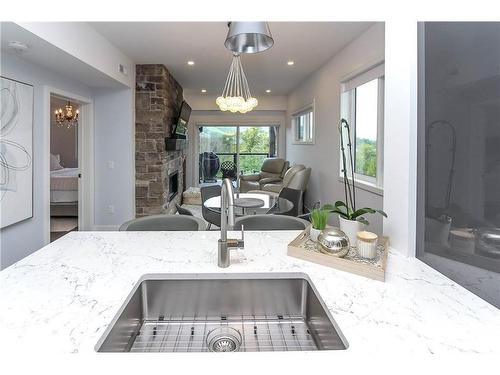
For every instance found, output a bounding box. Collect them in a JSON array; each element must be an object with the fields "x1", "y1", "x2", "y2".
[
  {"x1": 55, "y1": 101, "x2": 79, "y2": 128},
  {"x1": 216, "y1": 54, "x2": 258, "y2": 113}
]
